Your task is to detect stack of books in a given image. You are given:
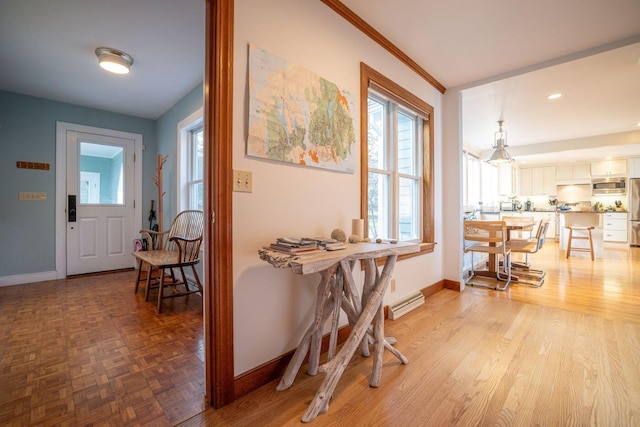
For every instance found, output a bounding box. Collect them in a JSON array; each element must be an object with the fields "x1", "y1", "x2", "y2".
[
  {"x1": 268, "y1": 237, "x2": 323, "y2": 254},
  {"x1": 304, "y1": 237, "x2": 346, "y2": 251}
]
